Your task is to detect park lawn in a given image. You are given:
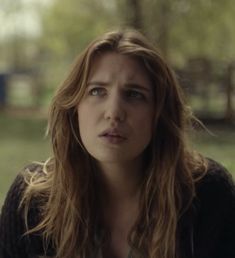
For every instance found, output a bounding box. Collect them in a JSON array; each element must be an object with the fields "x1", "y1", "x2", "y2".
[
  {"x1": 0, "y1": 114, "x2": 234, "y2": 207},
  {"x1": 191, "y1": 125, "x2": 235, "y2": 173},
  {"x1": 0, "y1": 114, "x2": 50, "y2": 206}
]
